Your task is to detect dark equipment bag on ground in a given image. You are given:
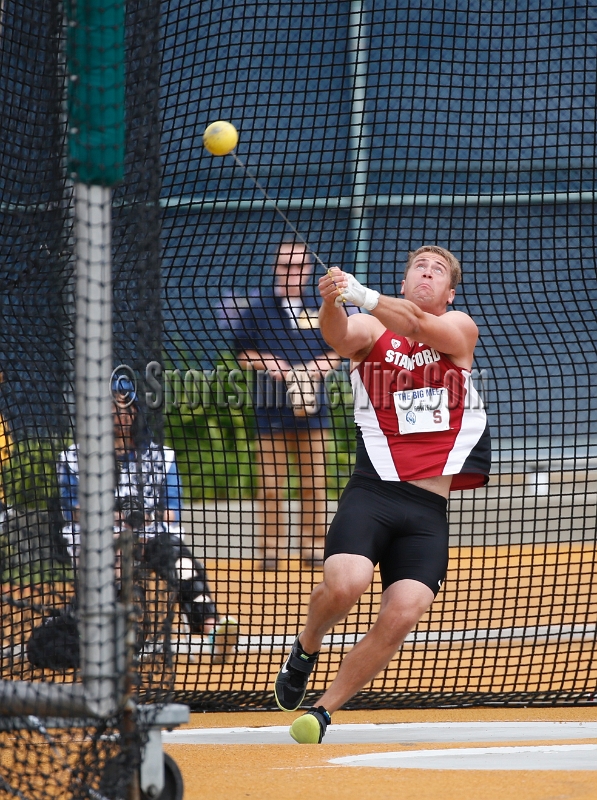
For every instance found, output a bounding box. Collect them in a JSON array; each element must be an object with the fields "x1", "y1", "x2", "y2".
[{"x1": 26, "y1": 610, "x2": 80, "y2": 670}]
